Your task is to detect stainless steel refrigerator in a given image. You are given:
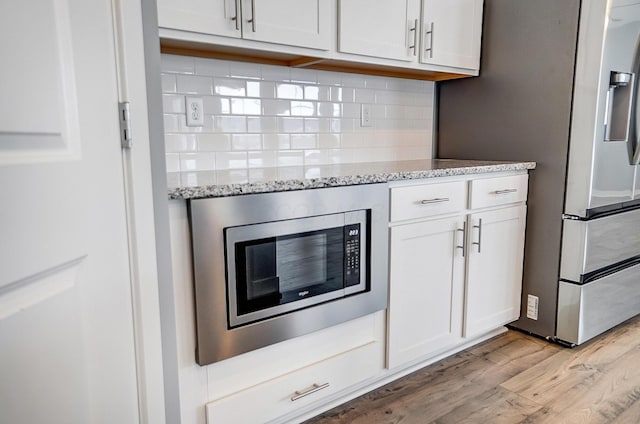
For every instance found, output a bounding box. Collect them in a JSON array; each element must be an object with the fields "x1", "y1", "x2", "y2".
[{"x1": 438, "y1": 0, "x2": 640, "y2": 345}]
